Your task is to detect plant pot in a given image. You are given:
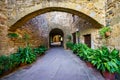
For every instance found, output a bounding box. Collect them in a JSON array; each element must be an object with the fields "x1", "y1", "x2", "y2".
[
  {"x1": 105, "y1": 31, "x2": 111, "y2": 38},
  {"x1": 86, "y1": 62, "x2": 94, "y2": 68},
  {"x1": 102, "y1": 71, "x2": 115, "y2": 80},
  {"x1": 20, "y1": 63, "x2": 26, "y2": 67}
]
